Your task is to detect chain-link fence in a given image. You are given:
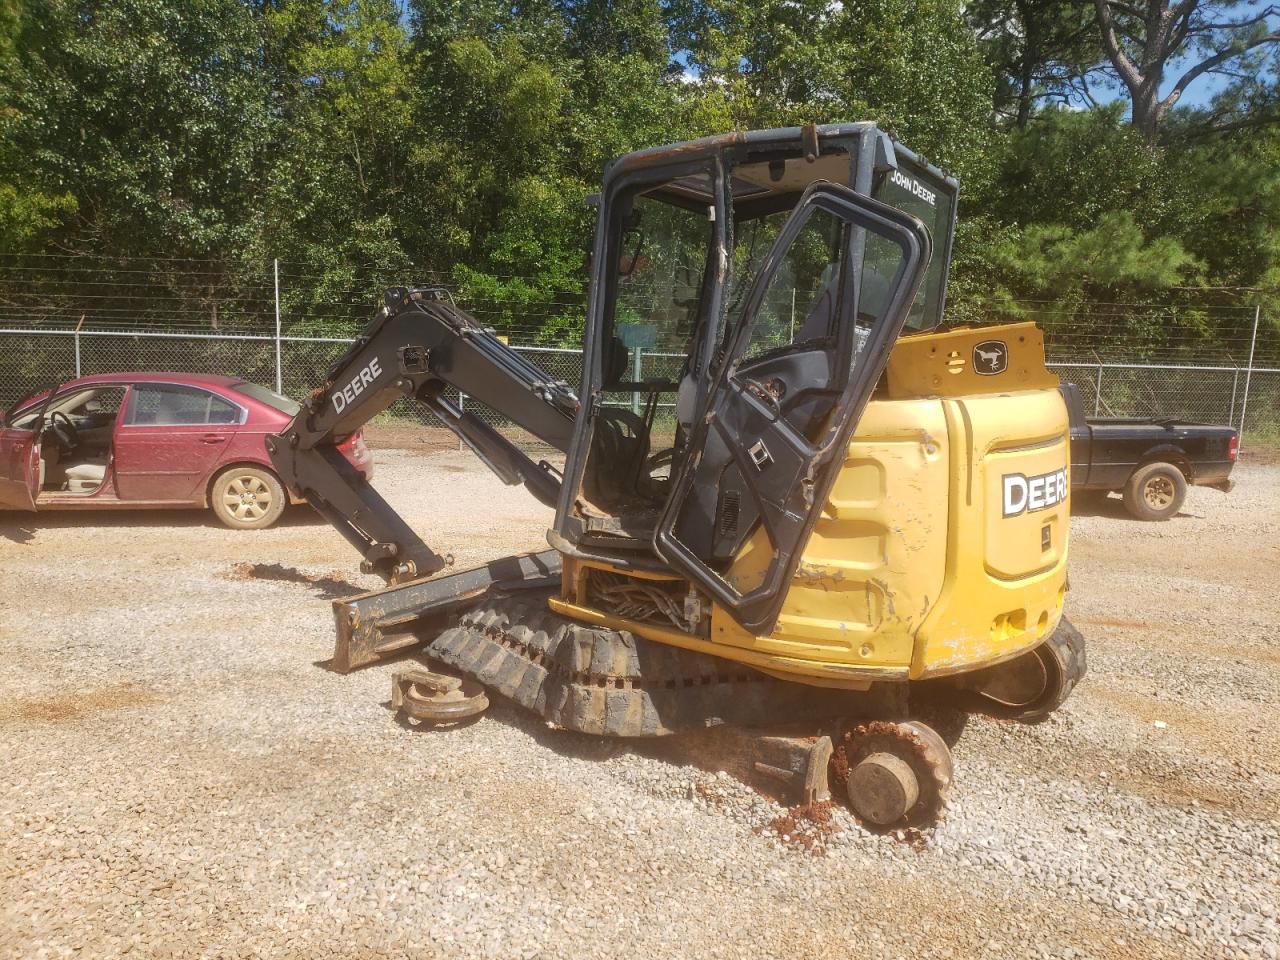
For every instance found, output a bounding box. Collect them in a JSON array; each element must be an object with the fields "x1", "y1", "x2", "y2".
[
  {"x1": 3, "y1": 327, "x2": 1278, "y2": 449},
  {"x1": 2, "y1": 254, "x2": 1278, "y2": 450}
]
